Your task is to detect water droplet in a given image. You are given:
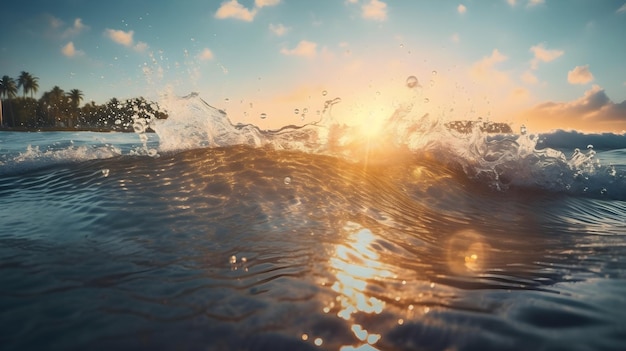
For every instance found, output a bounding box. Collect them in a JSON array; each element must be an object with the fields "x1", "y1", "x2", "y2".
[
  {"x1": 303, "y1": 108, "x2": 309, "y2": 114},
  {"x1": 229, "y1": 255, "x2": 237, "y2": 264},
  {"x1": 284, "y1": 176, "x2": 292, "y2": 185},
  {"x1": 260, "y1": 113, "x2": 267, "y2": 119},
  {"x1": 587, "y1": 144, "x2": 594, "y2": 150},
  {"x1": 376, "y1": 91, "x2": 381, "y2": 96},
  {"x1": 432, "y1": 70, "x2": 437, "y2": 76},
  {"x1": 520, "y1": 125, "x2": 527, "y2": 135},
  {"x1": 294, "y1": 108, "x2": 300, "y2": 115},
  {"x1": 322, "y1": 90, "x2": 328, "y2": 96},
  {"x1": 301, "y1": 334, "x2": 309, "y2": 341},
  {"x1": 399, "y1": 43, "x2": 404, "y2": 48},
  {"x1": 601, "y1": 188, "x2": 607, "y2": 195},
  {"x1": 101, "y1": 169, "x2": 110, "y2": 177},
  {"x1": 314, "y1": 338, "x2": 323, "y2": 346},
  {"x1": 224, "y1": 98, "x2": 230, "y2": 103},
  {"x1": 423, "y1": 98, "x2": 430, "y2": 103},
  {"x1": 429, "y1": 80, "x2": 435, "y2": 87},
  {"x1": 406, "y1": 75, "x2": 419, "y2": 88},
  {"x1": 114, "y1": 119, "x2": 122, "y2": 125}
]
